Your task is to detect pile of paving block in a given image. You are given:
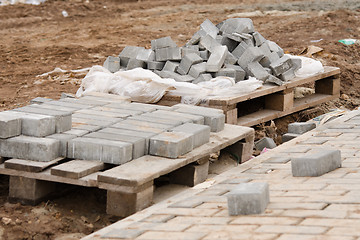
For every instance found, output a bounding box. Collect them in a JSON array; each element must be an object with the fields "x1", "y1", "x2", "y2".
[
  {"x1": 0, "y1": 93, "x2": 225, "y2": 165},
  {"x1": 104, "y1": 18, "x2": 301, "y2": 85}
]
